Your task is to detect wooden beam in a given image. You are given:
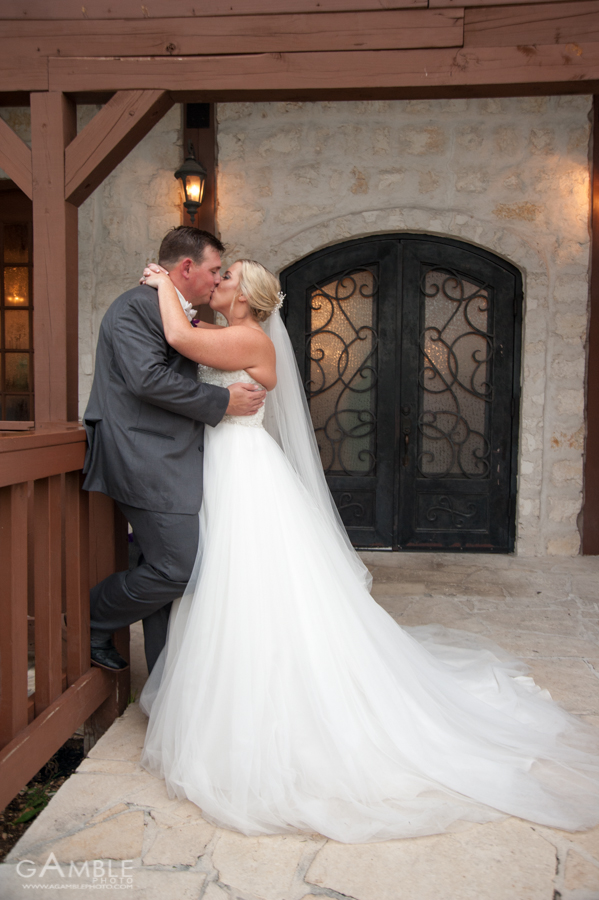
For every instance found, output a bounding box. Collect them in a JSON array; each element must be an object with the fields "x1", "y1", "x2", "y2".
[
  {"x1": 65, "y1": 89, "x2": 174, "y2": 207},
  {"x1": 48, "y1": 43, "x2": 599, "y2": 95},
  {"x1": 0, "y1": 425, "x2": 87, "y2": 456},
  {"x1": 0, "y1": 115, "x2": 32, "y2": 199},
  {"x1": 0, "y1": 0, "x2": 428, "y2": 19},
  {"x1": 0, "y1": 441, "x2": 85, "y2": 488},
  {"x1": 31, "y1": 92, "x2": 78, "y2": 424},
  {"x1": 85, "y1": 492, "x2": 131, "y2": 746},
  {"x1": 432, "y1": 0, "x2": 586, "y2": 6},
  {"x1": 33, "y1": 475, "x2": 63, "y2": 716},
  {"x1": 0, "y1": 667, "x2": 112, "y2": 813},
  {"x1": 583, "y1": 96, "x2": 599, "y2": 554},
  {"x1": 0, "y1": 0, "x2": 588, "y2": 14},
  {"x1": 0, "y1": 10, "x2": 464, "y2": 60},
  {"x1": 64, "y1": 472, "x2": 90, "y2": 686},
  {"x1": 183, "y1": 103, "x2": 217, "y2": 237},
  {"x1": 0, "y1": 55, "x2": 47, "y2": 92},
  {"x1": 0, "y1": 483, "x2": 29, "y2": 749},
  {"x1": 464, "y1": 0, "x2": 599, "y2": 47}
]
